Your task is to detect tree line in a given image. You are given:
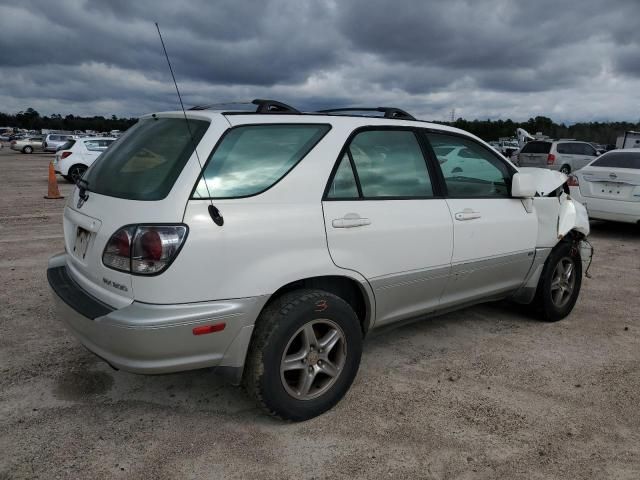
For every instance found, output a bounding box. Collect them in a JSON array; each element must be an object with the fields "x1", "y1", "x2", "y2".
[
  {"x1": 0, "y1": 108, "x2": 137, "y2": 133},
  {"x1": 3, "y1": 109, "x2": 638, "y2": 144},
  {"x1": 441, "y1": 116, "x2": 640, "y2": 145}
]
